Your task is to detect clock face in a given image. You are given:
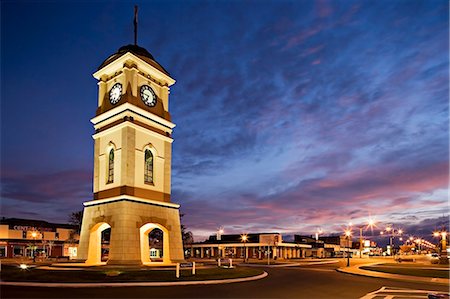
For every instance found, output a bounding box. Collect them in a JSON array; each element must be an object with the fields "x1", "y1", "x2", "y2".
[
  {"x1": 140, "y1": 85, "x2": 157, "y2": 107},
  {"x1": 109, "y1": 83, "x2": 122, "y2": 104}
]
